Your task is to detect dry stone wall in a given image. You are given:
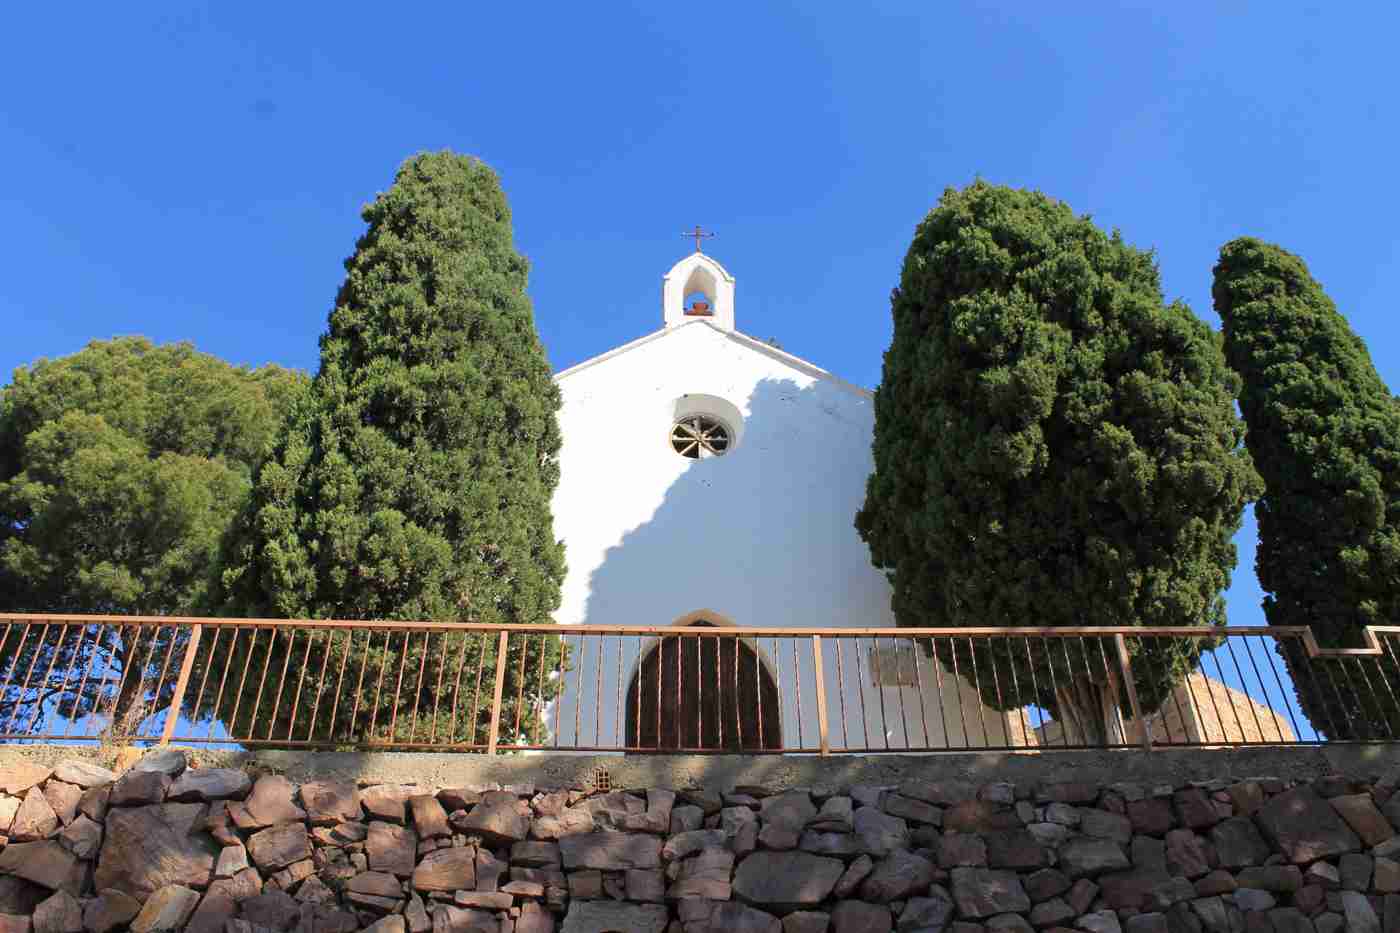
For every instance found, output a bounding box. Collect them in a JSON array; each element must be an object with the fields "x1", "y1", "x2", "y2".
[{"x1": 0, "y1": 750, "x2": 1398, "y2": 933}]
